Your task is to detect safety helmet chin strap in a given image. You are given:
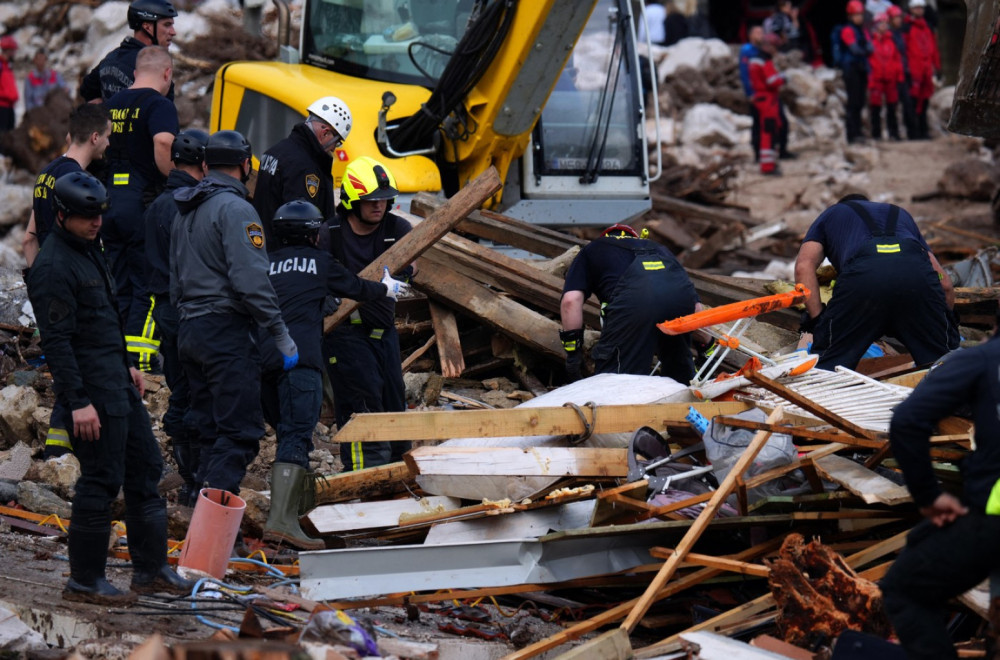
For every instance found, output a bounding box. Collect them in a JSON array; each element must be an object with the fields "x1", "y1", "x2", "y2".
[
  {"x1": 306, "y1": 116, "x2": 341, "y2": 154},
  {"x1": 140, "y1": 21, "x2": 158, "y2": 46}
]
